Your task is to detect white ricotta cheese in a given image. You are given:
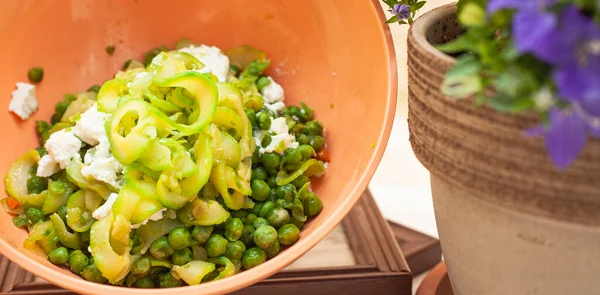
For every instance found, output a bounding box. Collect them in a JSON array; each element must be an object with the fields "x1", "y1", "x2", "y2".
[
  {"x1": 44, "y1": 129, "x2": 82, "y2": 169},
  {"x1": 9, "y1": 82, "x2": 38, "y2": 120},
  {"x1": 261, "y1": 77, "x2": 284, "y2": 103},
  {"x1": 259, "y1": 117, "x2": 298, "y2": 154},
  {"x1": 74, "y1": 104, "x2": 110, "y2": 145},
  {"x1": 130, "y1": 208, "x2": 167, "y2": 229},
  {"x1": 265, "y1": 101, "x2": 285, "y2": 114},
  {"x1": 81, "y1": 138, "x2": 124, "y2": 189},
  {"x1": 178, "y1": 45, "x2": 230, "y2": 82},
  {"x1": 36, "y1": 154, "x2": 60, "y2": 177},
  {"x1": 92, "y1": 192, "x2": 118, "y2": 220}
]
